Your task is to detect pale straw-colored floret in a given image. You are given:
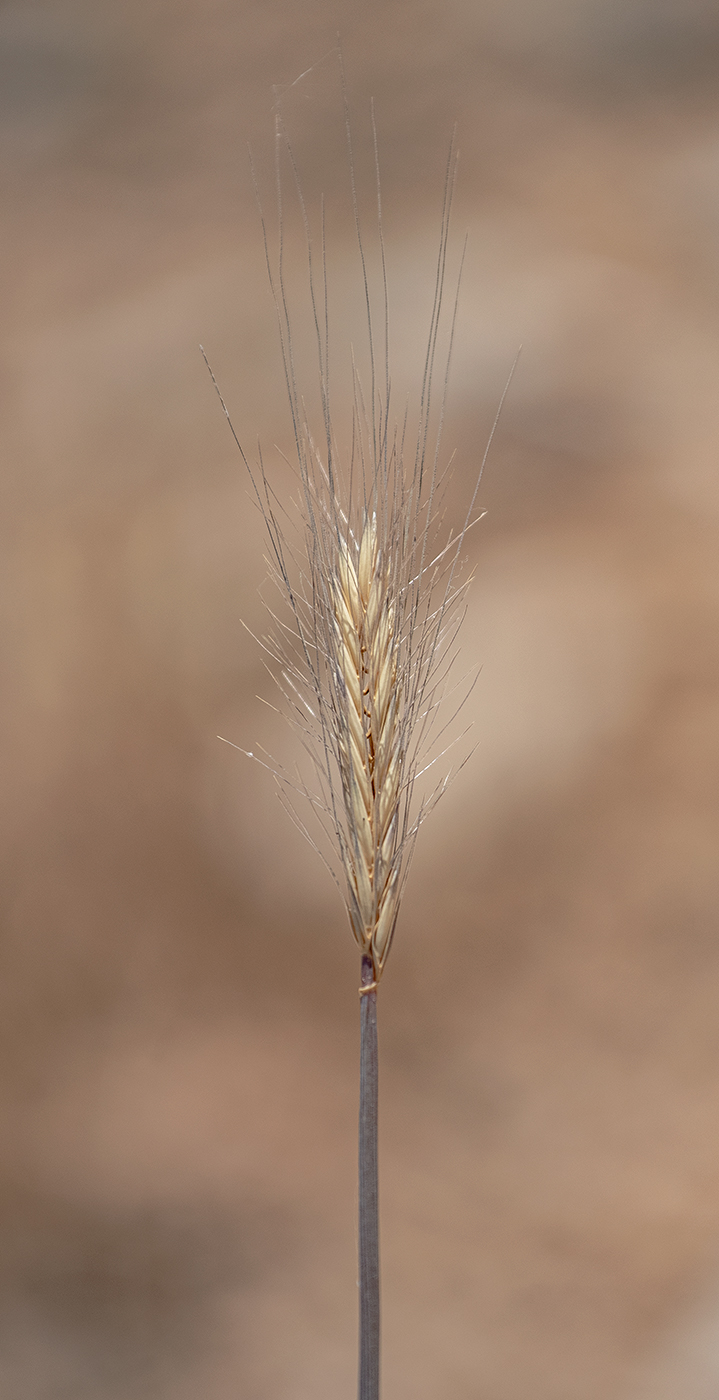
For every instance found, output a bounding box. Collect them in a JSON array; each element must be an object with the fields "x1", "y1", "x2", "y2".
[{"x1": 333, "y1": 515, "x2": 401, "y2": 968}]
